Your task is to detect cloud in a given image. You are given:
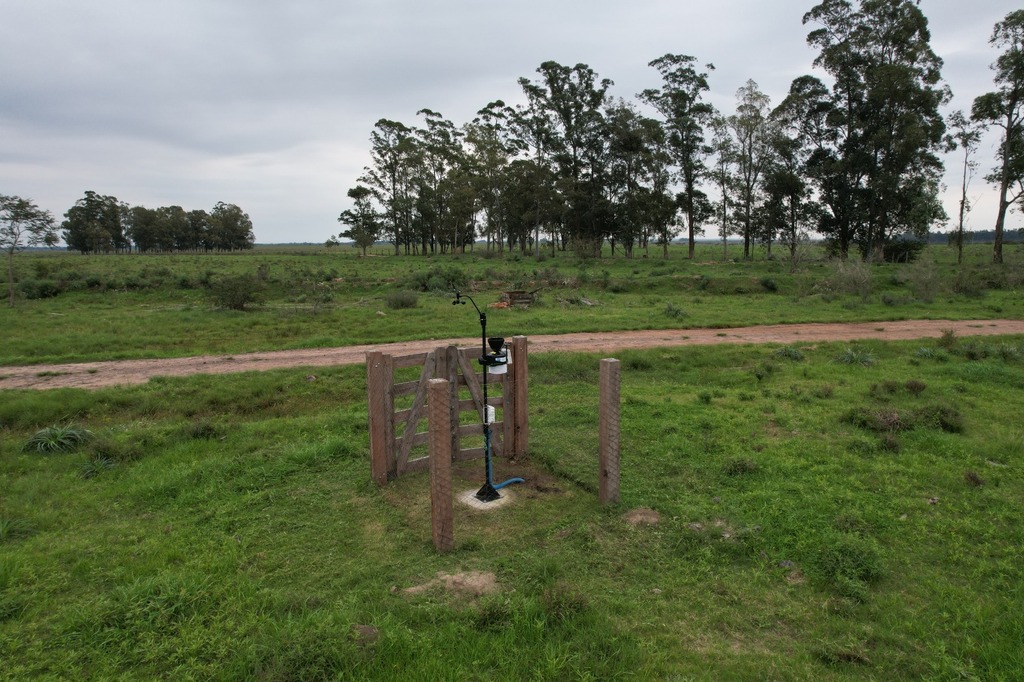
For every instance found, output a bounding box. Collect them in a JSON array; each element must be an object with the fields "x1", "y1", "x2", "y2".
[{"x1": 2, "y1": 0, "x2": 1021, "y2": 241}]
